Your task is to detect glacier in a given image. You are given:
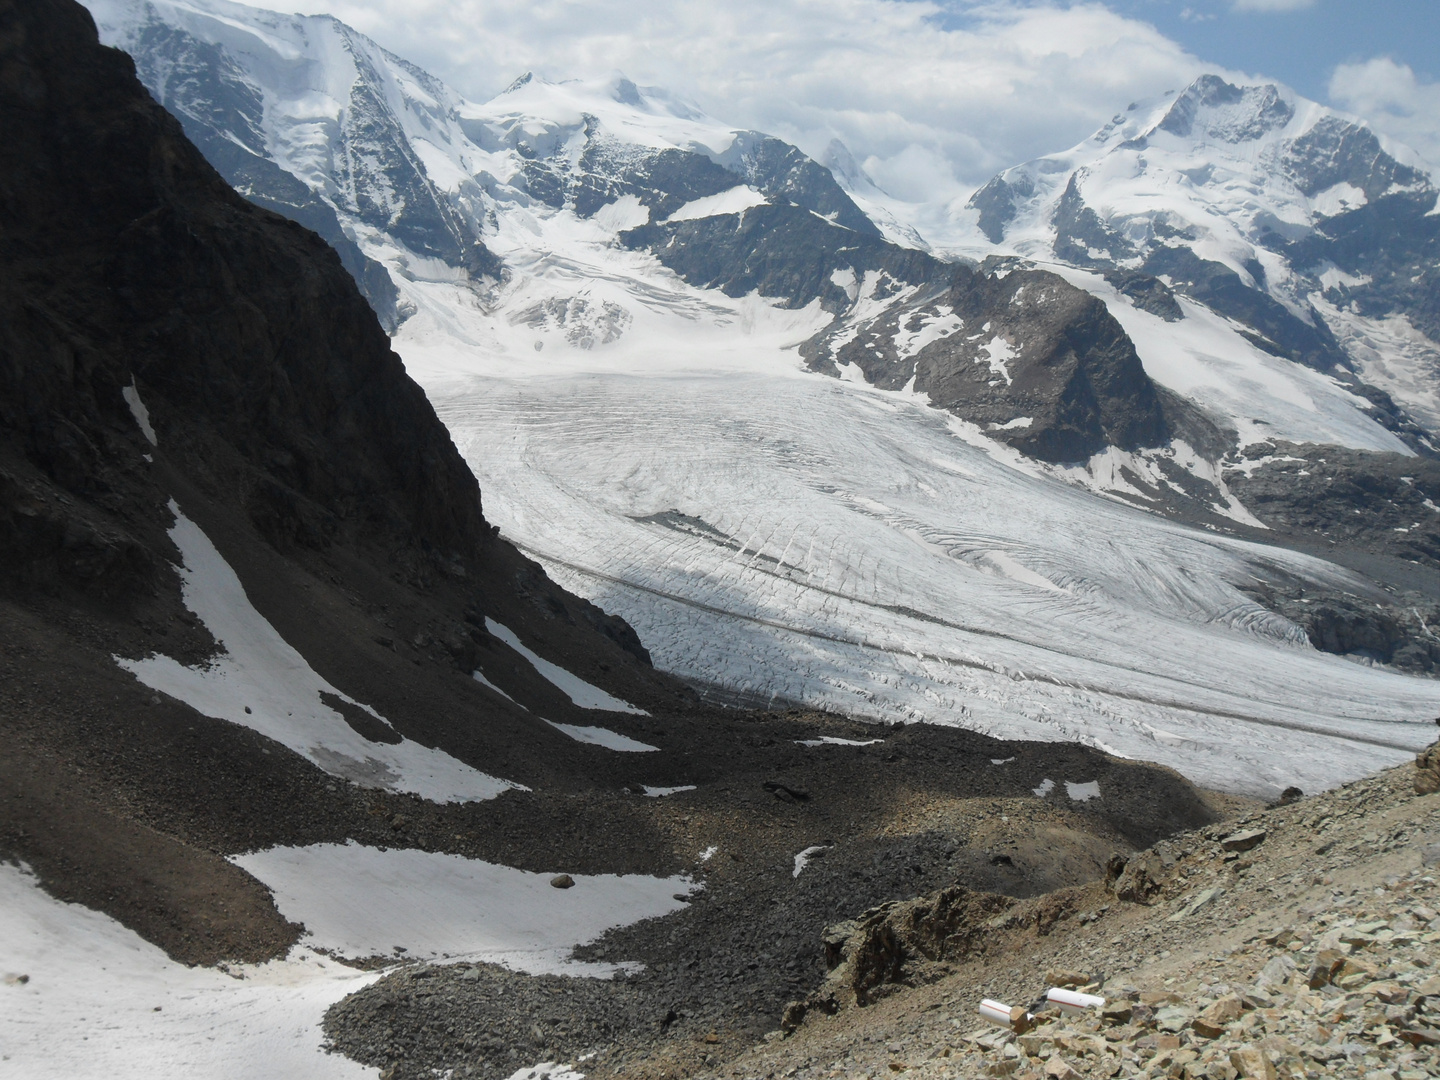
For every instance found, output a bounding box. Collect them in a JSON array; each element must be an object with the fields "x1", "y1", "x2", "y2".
[{"x1": 87, "y1": 0, "x2": 1440, "y2": 796}]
